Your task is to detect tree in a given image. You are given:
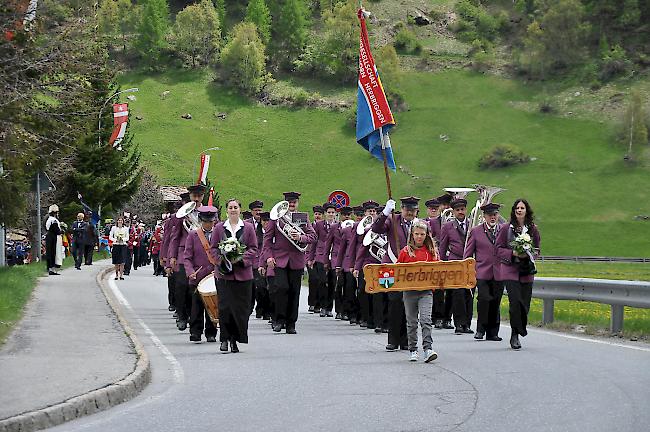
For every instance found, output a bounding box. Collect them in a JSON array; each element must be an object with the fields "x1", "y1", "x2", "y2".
[
  {"x1": 245, "y1": 0, "x2": 271, "y2": 44},
  {"x1": 171, "y1": 0, "x2": 221, "y2": 67},
  {"x1": 220, "y1": 22, "x2": 267, "y2": 95},
  {"x1": 214, "y1": 0, "x2": 227, "y2": 33},
  {"x1": 98, "y1": 0, "x2": 119, "y2": 39},
  {"x1": 98, "y1": 0, "x2": 137, "y2": 52},
  {"x1": 136, "y1": 0, "x2": 170, "y2": 66},
  {"x1": 275, "y1": 0, "x2": 309, "y2": 66},
  {"x1": 375, "y1": 45, "x2": 406, "y2": 110},
  {"x1": 621, "y1": 91, "x2": 649, "y2": 160},
  {"x1": 538, "y1": 0, "x2": 589, "y2": 69},
  {"x1": 319, "y1": 0, "x2": 358, "y2": 82},
  {"x1": 121, "y1": 169, "x2": 163, "y2": 225},
  {"x1": 618, "y1": 0, "x2": 641, "y2": 28}
]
